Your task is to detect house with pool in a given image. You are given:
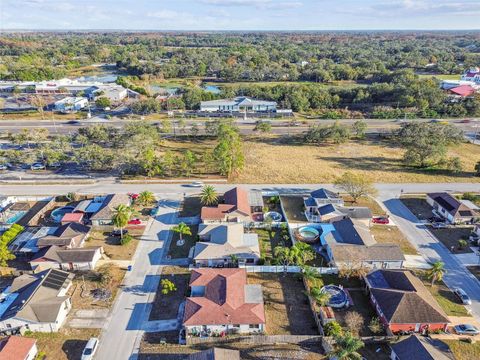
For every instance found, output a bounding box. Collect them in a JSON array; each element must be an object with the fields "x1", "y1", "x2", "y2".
[
  {"x1": 183, "y1": 268, "x2": 265, "y2": 338},
  {"x1": 294, "y1": 218, "x2": 404, "y2": 270}
]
